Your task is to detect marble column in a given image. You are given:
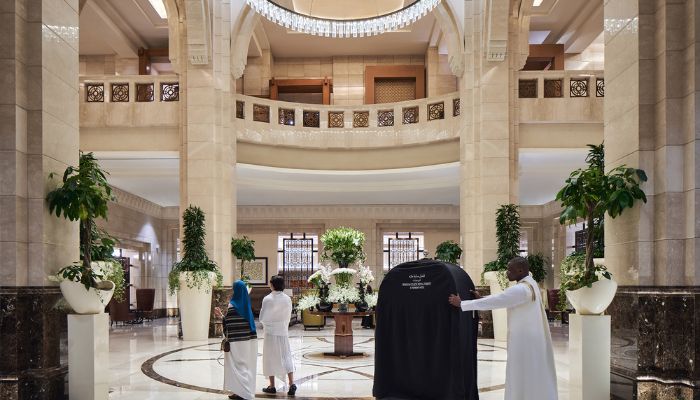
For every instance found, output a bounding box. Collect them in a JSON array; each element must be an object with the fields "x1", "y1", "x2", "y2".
[
  {"x1": 460, "y1": 0, "x2": 521, "y2": 280},
  {"x1": 604, "y1": 0, "x2": 700, "y2": 397},
  {"x1": 0, "y1": 0, "x2": 80, "y2": 398}
]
